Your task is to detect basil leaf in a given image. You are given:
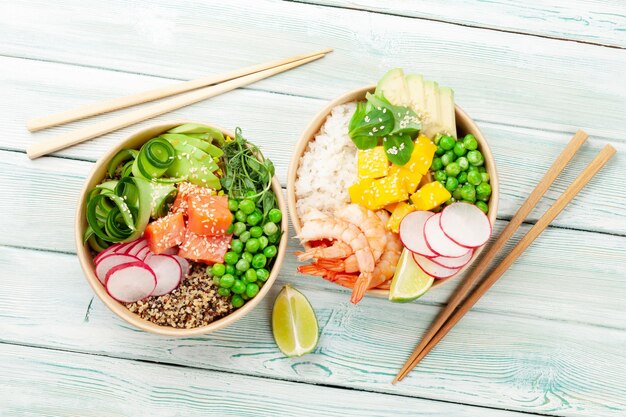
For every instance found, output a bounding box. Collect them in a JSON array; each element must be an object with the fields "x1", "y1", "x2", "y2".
[
  {"x1": 383, "y1": 134, "x2": 414, "y2": 166},
  {"x1": 348, "y1": 105, "x2": 394, "y2": 150},
  {"x1": 366, "y1": 92, "x2": 421, "y2": 135}
]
